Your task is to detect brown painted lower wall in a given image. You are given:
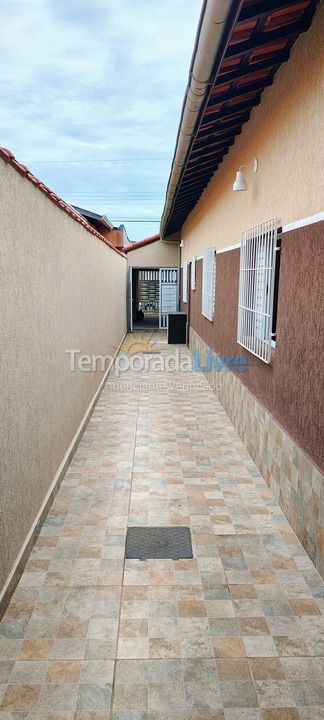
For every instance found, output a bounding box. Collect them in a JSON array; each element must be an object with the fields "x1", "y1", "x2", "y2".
[
  {"x1": 189, "y1": 326, "x2": 324, "y2": 578},
  {"x1": 186, "y1": 219, "x2": 324, "y2": 472}
]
